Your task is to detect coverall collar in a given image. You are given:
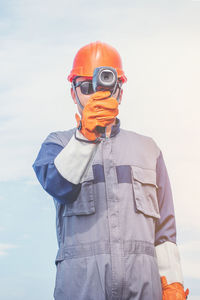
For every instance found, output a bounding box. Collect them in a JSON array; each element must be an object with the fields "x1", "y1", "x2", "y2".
[{"x1": 101, "y1": 118, "x2": 120, "y2": 139}]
